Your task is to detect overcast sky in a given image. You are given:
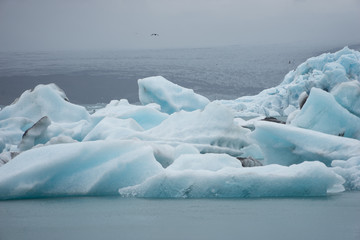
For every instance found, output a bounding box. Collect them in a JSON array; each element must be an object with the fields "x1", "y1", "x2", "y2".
[{"x1": 0, "y1": 0, "x2": 359, "y2": 51}]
